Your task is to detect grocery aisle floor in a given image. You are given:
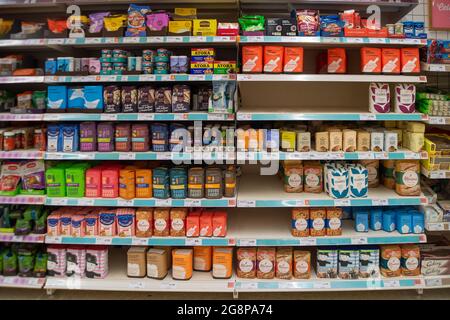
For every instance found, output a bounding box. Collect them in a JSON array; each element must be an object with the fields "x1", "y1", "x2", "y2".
[{"x1": 1, "y1": 288, "x2": 449, "y2": 300}]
